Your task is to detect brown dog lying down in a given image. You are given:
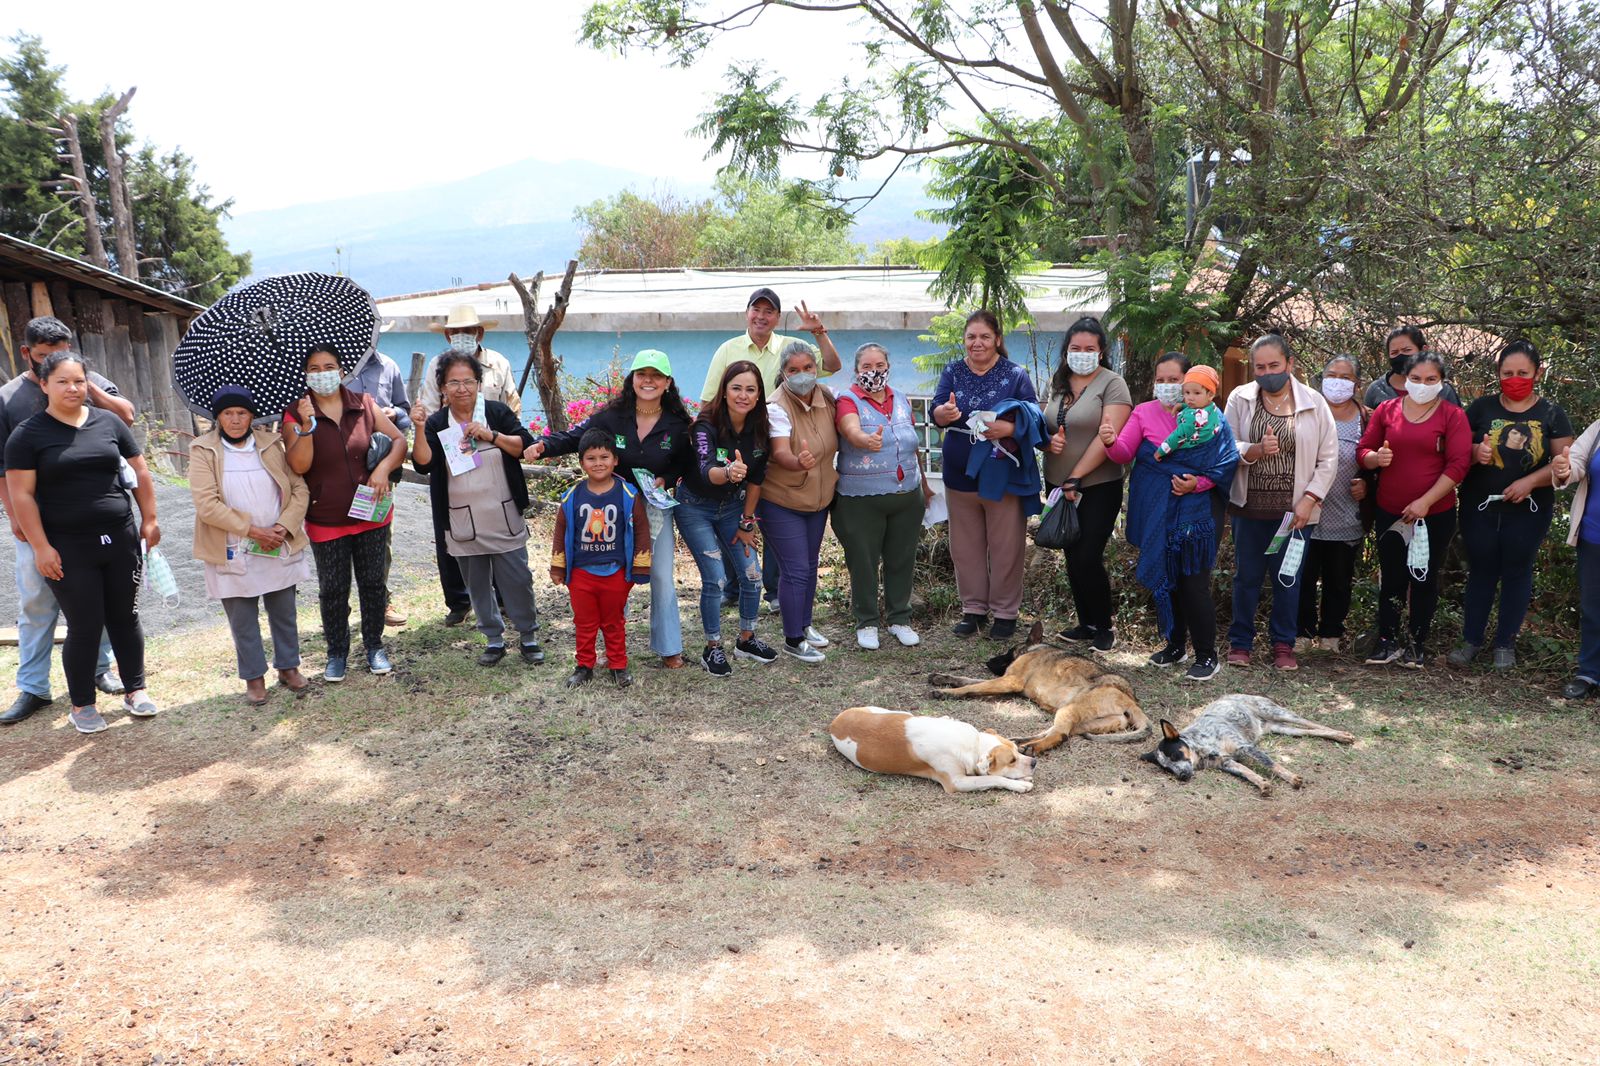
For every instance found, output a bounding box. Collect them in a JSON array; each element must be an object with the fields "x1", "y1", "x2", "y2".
[
  {"x1": 930, "y1": 621, "x2": 1149, "y2": 755},
  {"x1": 829, "y1": 707, "x2": 1037, "y2": 794}
]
